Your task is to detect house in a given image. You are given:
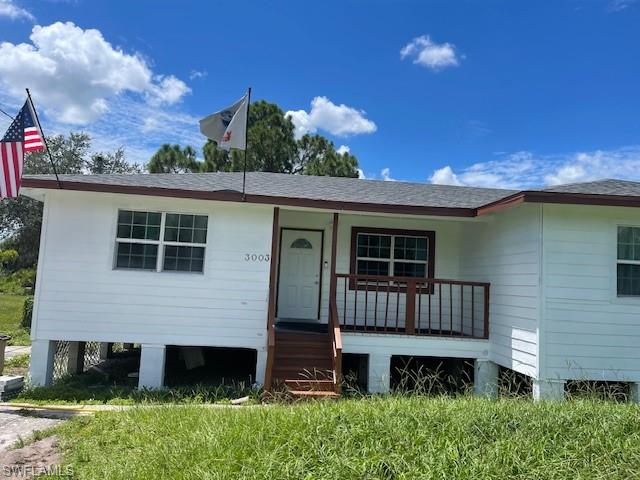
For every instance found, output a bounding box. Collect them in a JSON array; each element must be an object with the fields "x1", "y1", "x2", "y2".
[{"x1": 20, "y1": 172, "x2": 640, "y2": 401}]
